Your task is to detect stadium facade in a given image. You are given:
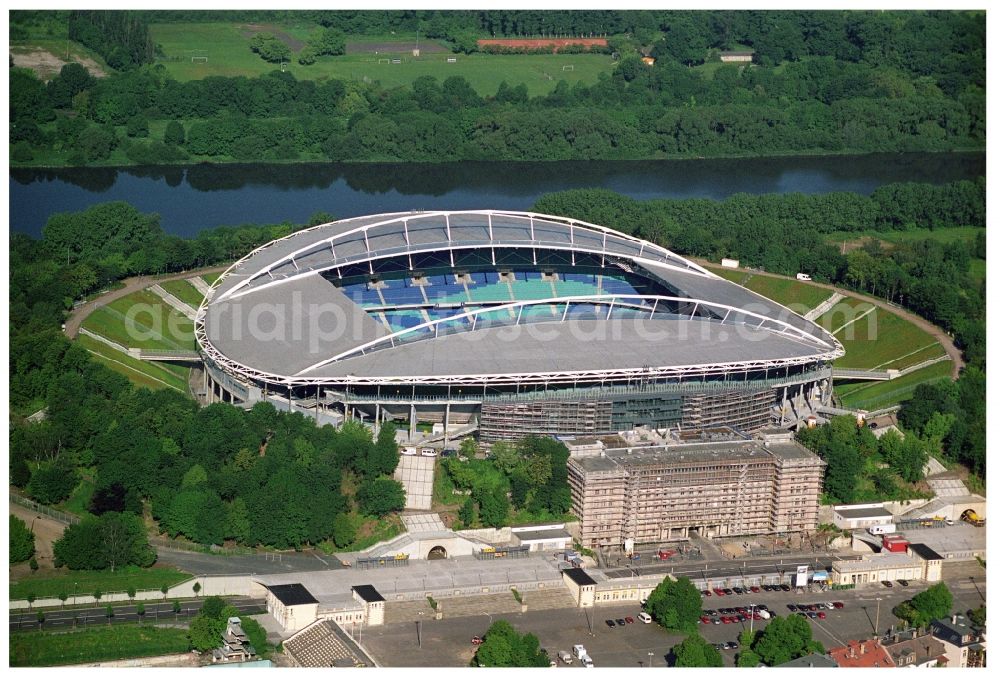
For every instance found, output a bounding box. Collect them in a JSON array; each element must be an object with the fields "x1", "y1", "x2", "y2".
[{"x1": 196, "y1": 211, "x2": 843, "y2": 441}]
